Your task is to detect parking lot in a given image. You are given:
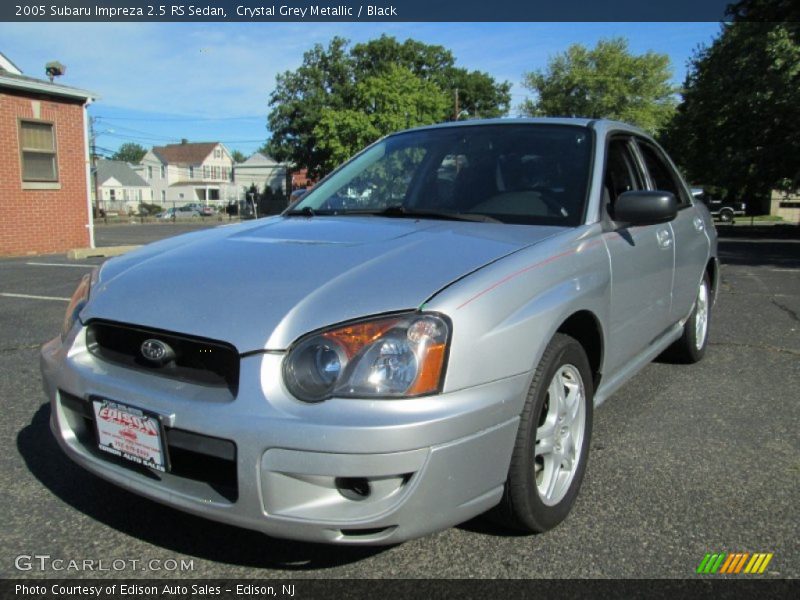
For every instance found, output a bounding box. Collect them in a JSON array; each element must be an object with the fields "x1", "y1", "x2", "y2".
[{"x1": 0, "y1": 223, "x2": 798, "y2": 579}]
